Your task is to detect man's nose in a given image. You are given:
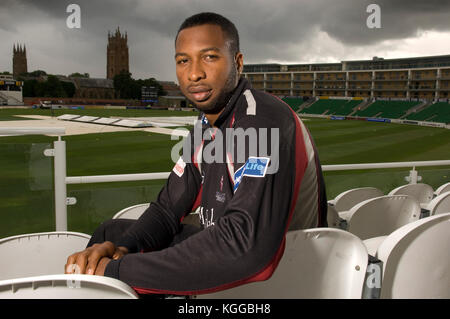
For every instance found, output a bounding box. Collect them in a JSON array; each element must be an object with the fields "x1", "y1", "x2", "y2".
[{"x1": 188, "y1": 60, "x2": 206, "y2": 82}]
